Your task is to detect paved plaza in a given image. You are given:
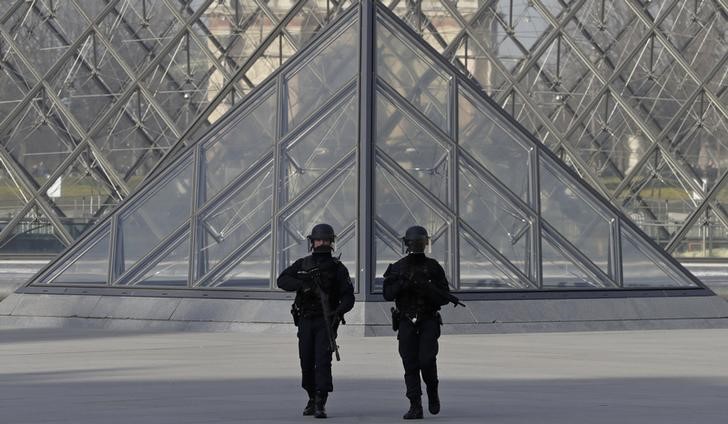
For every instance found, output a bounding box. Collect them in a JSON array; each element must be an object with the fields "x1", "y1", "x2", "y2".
[{"x1": 0, "y1": 327, "x2": 726, "y2": 424}]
